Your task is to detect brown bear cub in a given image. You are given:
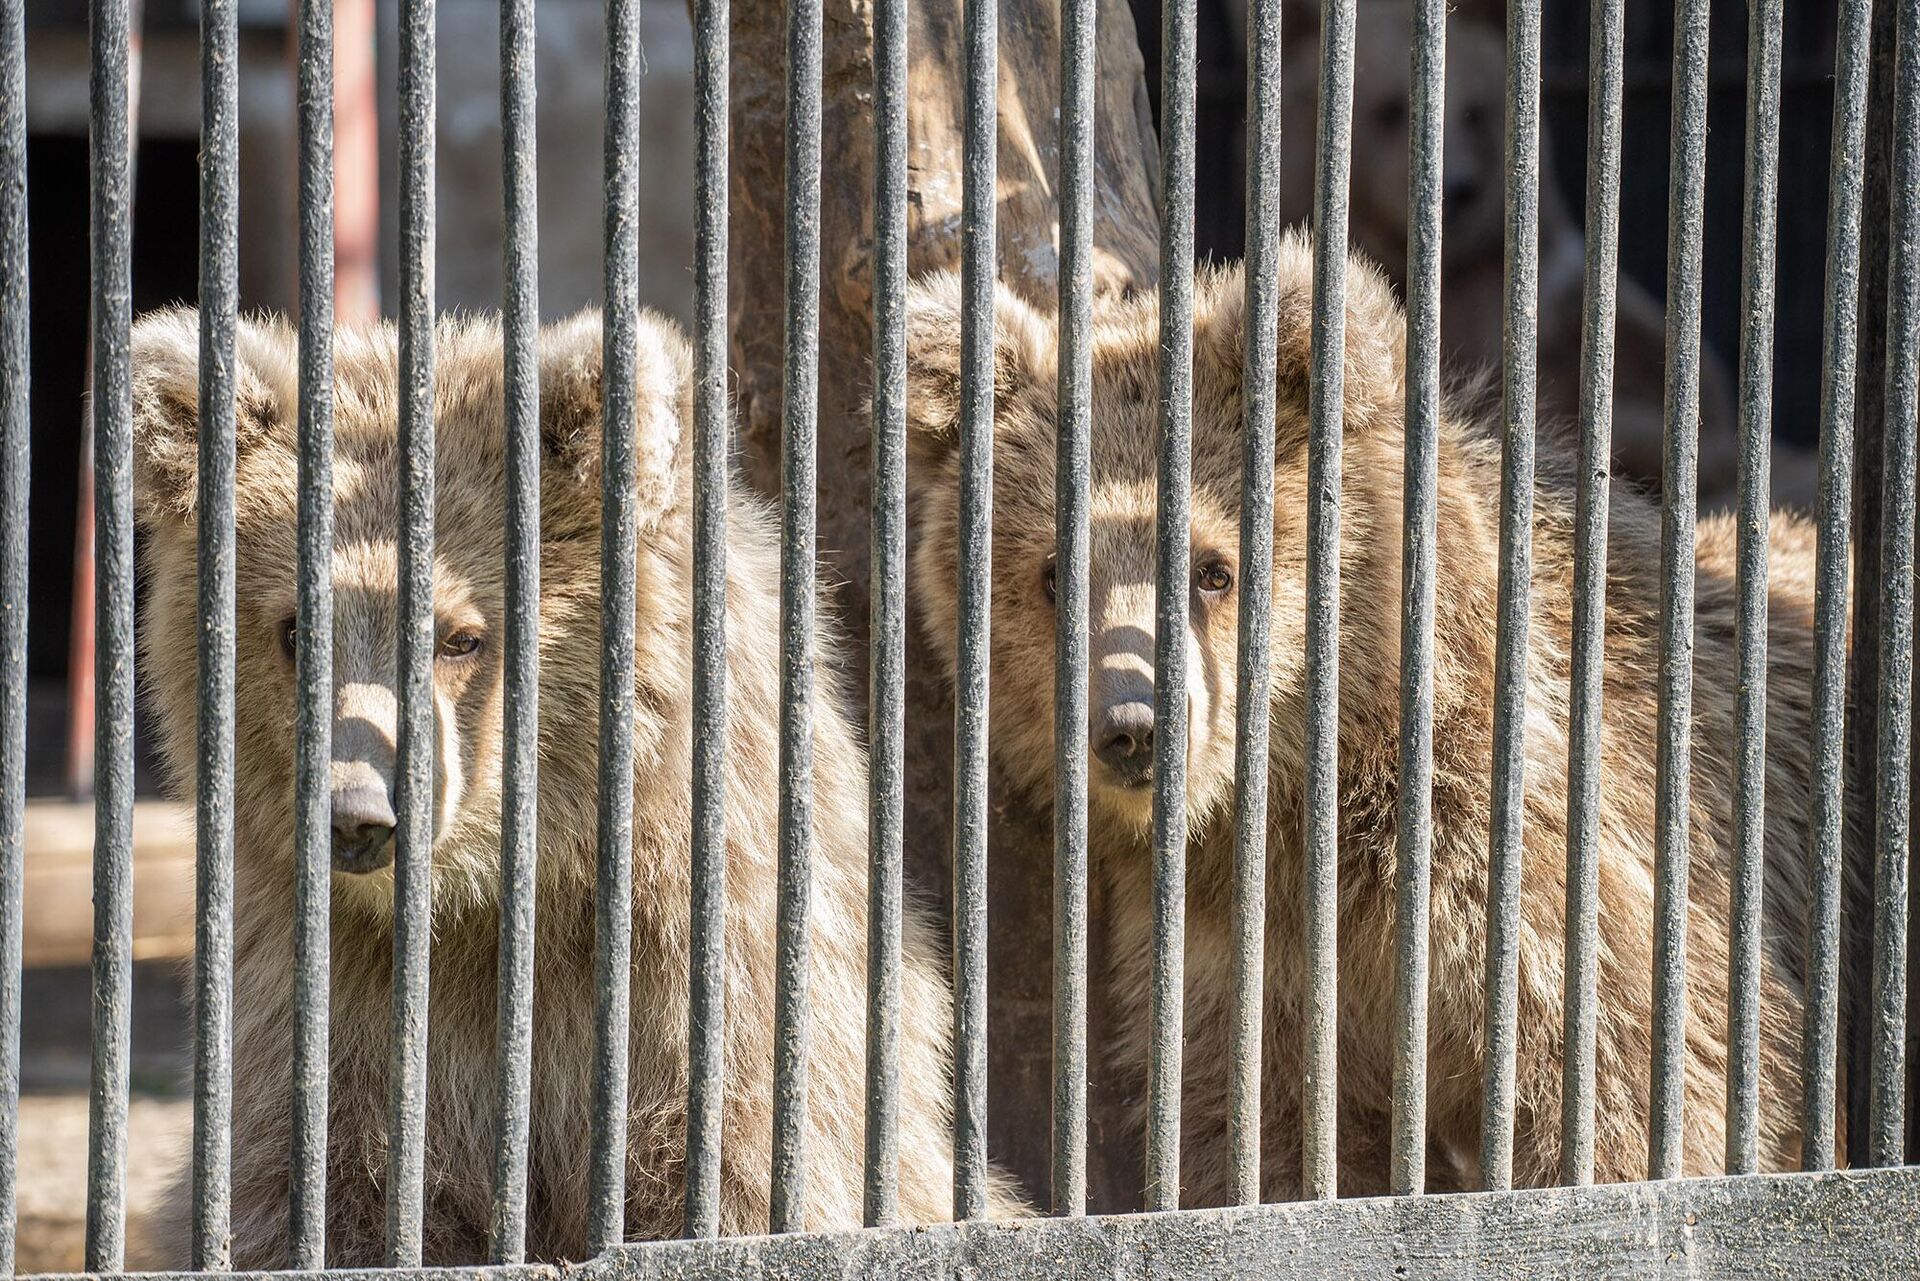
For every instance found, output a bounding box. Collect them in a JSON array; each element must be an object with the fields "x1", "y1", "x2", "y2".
[
  {"x1": 904, "y1": 234, "x2": 1831, "y2": 1202},
  {"x1": 132, "y1": 308, "x2": 1025, "y2": 1266}
]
